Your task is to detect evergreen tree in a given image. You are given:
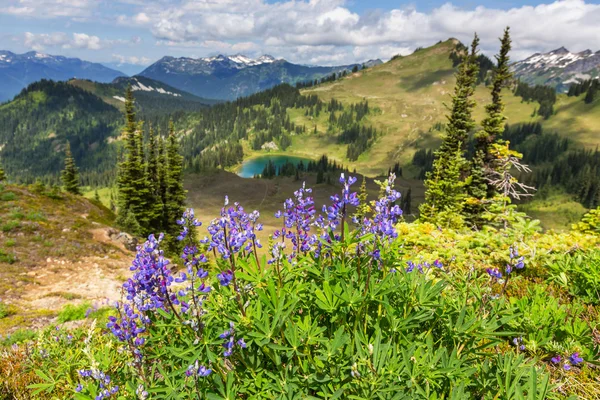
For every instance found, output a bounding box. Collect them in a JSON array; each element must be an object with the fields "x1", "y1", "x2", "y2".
[
  {"x1": 157, "y1": 136, "x2": 168, "y2": 227},
  {"x1": 116, "y1": 87, "x2": 153, "y2": 234},
  {"x1": 94, "y1": 189, "x2": 101, "y2": 202},
  {"x1": 117, "y1": 86, "x2": 139, "y2": 214},
  {"x1": 146, "y1": 126, "x2": 164, "y2": 231},
  {"x1": 402, "y1": 187, "x2": 412, "y2": 215},
  {"x1": 0, "y1": 162, "x2": 5, "y2": 182},
  {"x1": 61, "y1": 142, "x2": 81, "y2": 195},
  {"x1": 164, "y1": 120, "x2": 186, "y2": 245},
  {"x1": 584, "y1": 84, "x2": 596, "y2": 104},
  {"x1": 316, "y1": 169, "x2": 324, "y2": 184},
  {"x1": 419, "y1": 34, "x2": 480, "y2": 227},
  {"x1": 477, "y1": 27, "x2": 512, "y2": 197}
]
